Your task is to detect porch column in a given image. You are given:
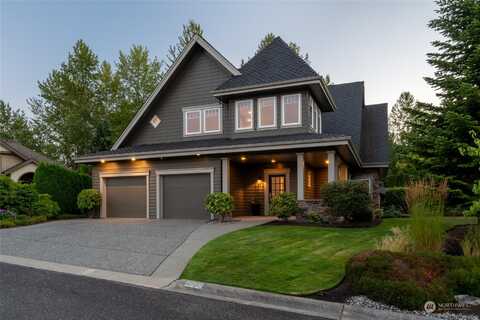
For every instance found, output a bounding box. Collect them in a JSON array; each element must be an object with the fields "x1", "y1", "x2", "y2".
[
  {"x1": 327, "y1": 151, "x2": 337, "y2": 182},
  {"x1": 221, "y1": 157, "x2": 230, "y2": 193},
  {"x1": 297, "y1": 153, "x2": 304, "y2": 200}
]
